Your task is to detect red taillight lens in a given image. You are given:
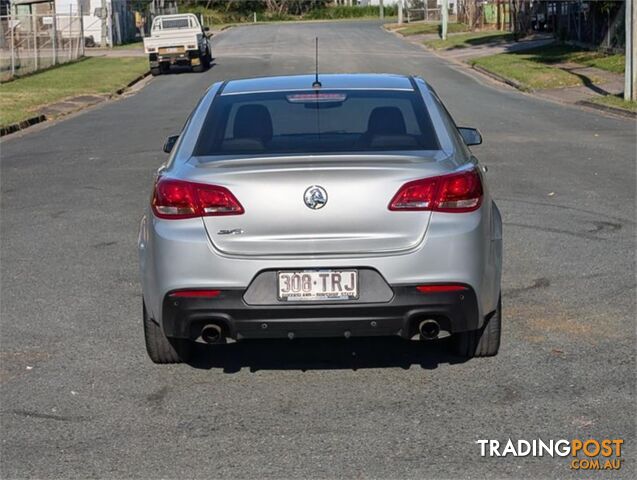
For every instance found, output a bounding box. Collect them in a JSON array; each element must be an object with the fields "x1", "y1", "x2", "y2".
[
  {"x1": 435, "y1": 169, "x2": 483, "y2": 212},
  {"x1": 169, "y1": 289, "x2": 221, "y2": 298},
  {"x1": 389, "y1": 169, "x2": 483, "y2": 213},
  {"x1": 152, "y1": 178, "x2": 244, "y2": 219},
  {"x1": 416, "y1": 285, "x2": 467, "y2": 293},
  {"x1": 388, "y1": 177, "x2": 439, "y2": 211}
]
